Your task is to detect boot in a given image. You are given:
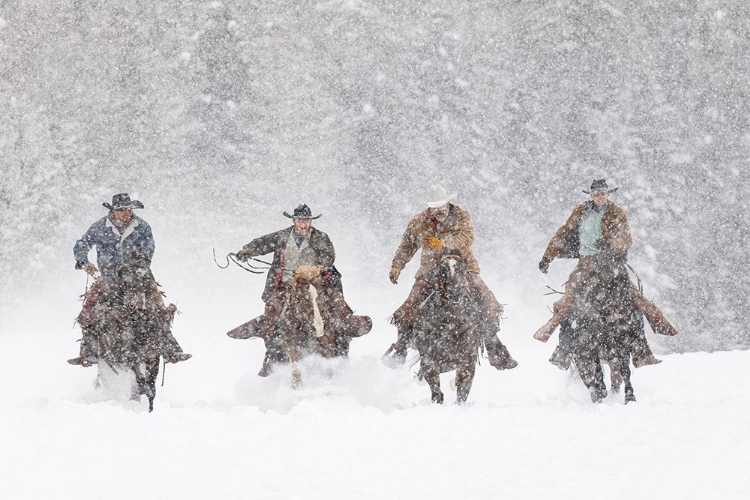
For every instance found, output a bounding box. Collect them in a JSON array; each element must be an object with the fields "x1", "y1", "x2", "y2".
[
  {"x1": 381, "y1": 342, "x2": 407, "y2": 369},
  {"x1": 165, "y1": 351, "x2": 192, "y2": 364},
  {"x1": 485, "y1": 335, "x2": 518, "y2": 370},
  {"x1": 258, "y1": 353, "x2": 274, "y2": 377},
  {"x1": 632, "y1": 344, "x2": 662, "y2": 368},
  {"x1": 382, "y1": 327, "x2": 410, "y2": 368},
  {"x1": 67, "y1": 342, "x2": 97, "y2": 367},
  {"x1": 67, "y1": 355, "x2": 98, "y2": 367},
  {"x1": 548, "y1": 345, "x2": 571, "y2": 371}
]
